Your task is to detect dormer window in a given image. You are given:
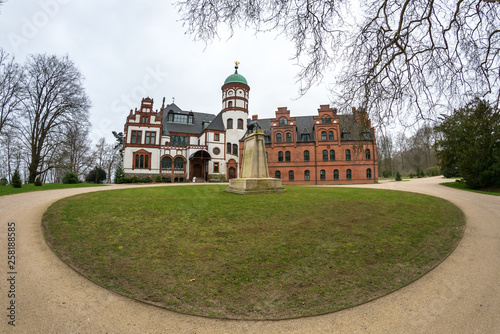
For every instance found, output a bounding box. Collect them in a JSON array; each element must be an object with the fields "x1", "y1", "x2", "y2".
[{"x1": 167, "y1": 111, "x2": 193, "y2": 124}]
